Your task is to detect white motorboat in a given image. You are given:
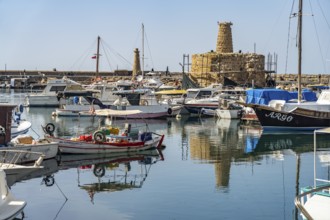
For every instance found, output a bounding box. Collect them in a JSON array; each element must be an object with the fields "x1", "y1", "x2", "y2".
[
  {"x1": 295, "y1": 127, "x2": 330, "y2": 219},
  {"x1": 0, "y1": 169, "x2": 26, "y2": 220},
  {"x1": 52, "y1": 80, "x2": 136, "y2": 117},
  {"x1": 24, "y1": 76, "x2": 83, "y2": 107},
  {"x1": 54, "y1": 89, "x2": 182, "y2": 118},
  {"x1": 184, "y1": 86, "x2": 245, "y2": 116}
]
